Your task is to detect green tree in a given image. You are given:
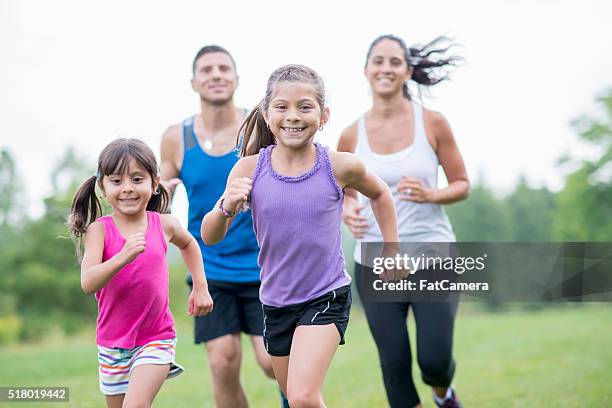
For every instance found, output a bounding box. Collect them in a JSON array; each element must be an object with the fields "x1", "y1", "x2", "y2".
[
  {"x1": 0, "y1": 148, "x2": 23, "y2": 227},
  {"x1": 2, "y1": 147, "x2": 98, "y2": 340},
  {"x1": 553, "y1": 89, "x2": 612, "y2": 241},
  {"x1": 505, "y1": 176, "x2": 556, "y2": 242},
  {"x1": 446, "y1": 178, "x2": 513, "y2": 242},
  {"x1": 0, "y1": 149, "x2": 22, "y2": 321}
]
